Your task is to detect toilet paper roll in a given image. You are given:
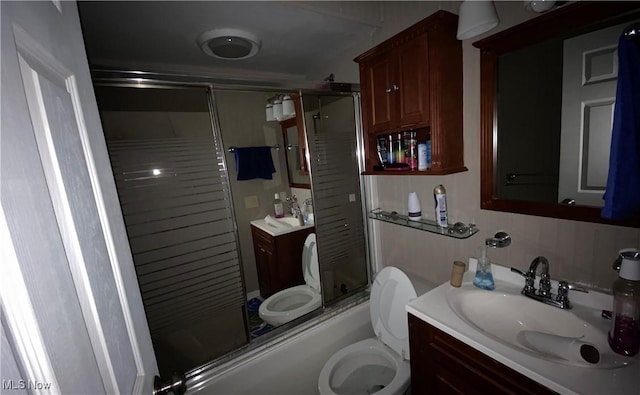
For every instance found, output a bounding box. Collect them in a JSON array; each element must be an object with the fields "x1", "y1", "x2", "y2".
[
  {"x1": 408, "y1": 192, "x2": 422, "y2": 221},
  {"x1": 518, "y1": 330, "x2": 600, "y2": 364}
]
